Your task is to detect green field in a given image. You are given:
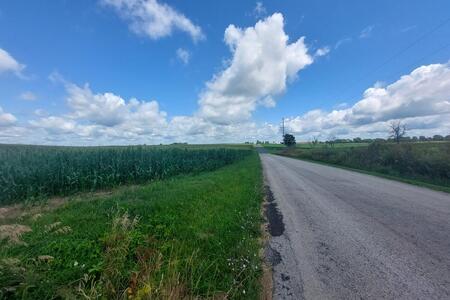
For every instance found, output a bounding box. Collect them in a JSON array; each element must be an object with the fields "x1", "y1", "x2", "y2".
[
  {"x1": 0, "y1": 144, "x2": 252, "y2": 205},
  {"x1": 0, "y1": 151, "x2": 264, "y2": 299},
  {"x1": 264, "y1": 142, "x2": 450, "y2": 192}
]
